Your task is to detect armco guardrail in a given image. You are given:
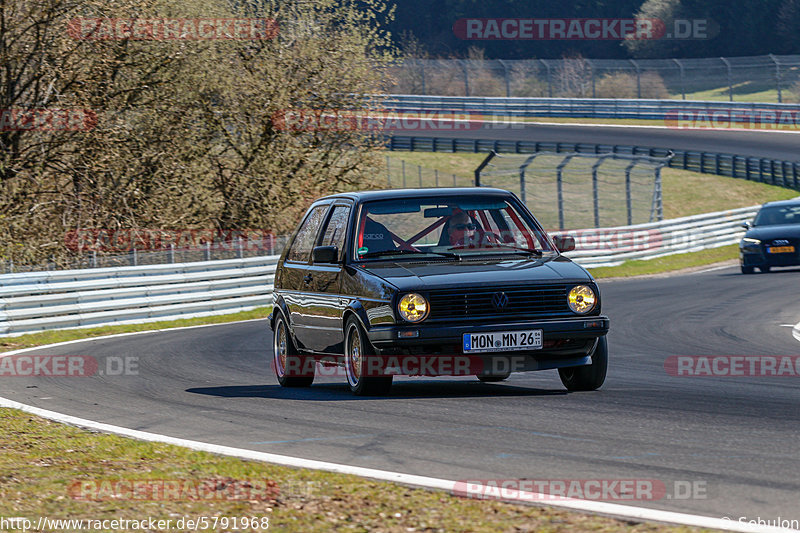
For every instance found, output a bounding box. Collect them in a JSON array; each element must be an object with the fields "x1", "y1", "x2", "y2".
[
  {"x1": 386, "y1": 135, "x2": 800, "y2": 191},
  {"x1": 555, "y1": 205, "x2": 759, "y2": 268},
  {"x1": 0, "y1": 207, "x2": 761, "y2": 336},
  {"x1": 0, "y1": 256, "x2": 278, "y2": 337},
  {"x1": 381, "y1": 94, "x2": 800, "y2": 121}
]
